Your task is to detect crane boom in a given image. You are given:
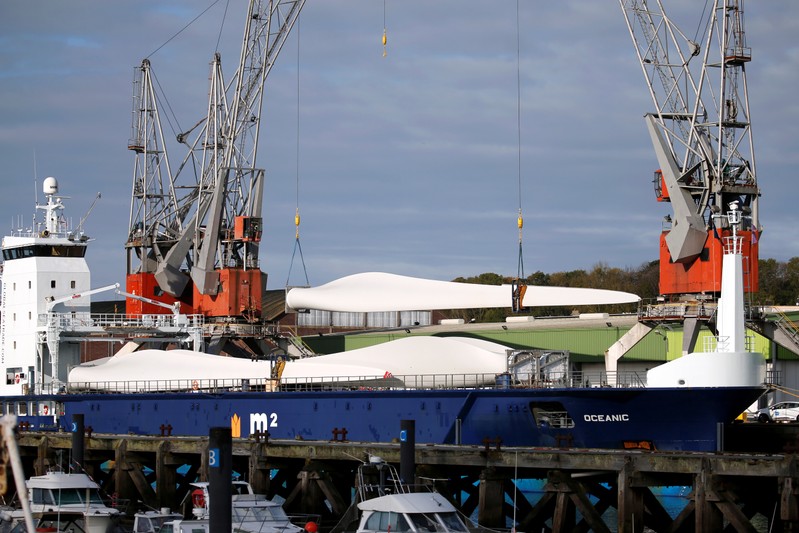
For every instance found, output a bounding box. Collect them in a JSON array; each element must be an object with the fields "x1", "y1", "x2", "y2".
[{"x1": 46, "y1": 284, "x2": 120, "y2": 313}]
